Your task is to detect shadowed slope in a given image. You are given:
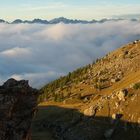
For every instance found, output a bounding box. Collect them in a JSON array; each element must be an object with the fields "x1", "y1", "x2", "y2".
[{"x1": 32, "y1": 105, "x2": 140, "y2": 140}]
